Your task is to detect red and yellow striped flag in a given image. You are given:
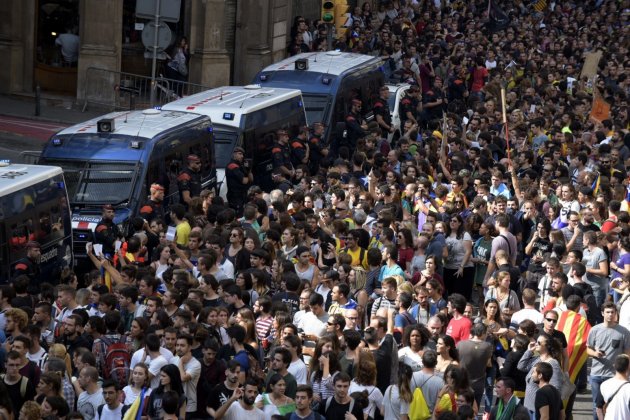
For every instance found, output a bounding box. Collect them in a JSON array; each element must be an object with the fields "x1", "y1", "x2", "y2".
[{"x1": 557, "y1": 310, "x2": 591, "y2": 383}]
